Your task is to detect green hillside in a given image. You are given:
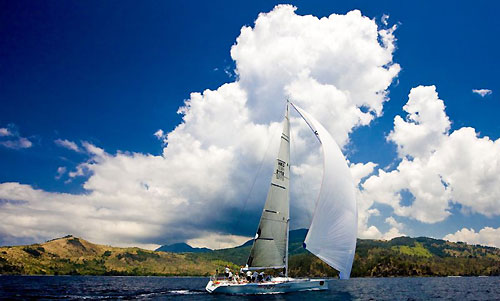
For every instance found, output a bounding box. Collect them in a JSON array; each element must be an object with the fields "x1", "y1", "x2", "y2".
[
  {"x1": 1, "y1": 231, "x2": 499, "y2": 277},
  {"x1": 186, "y1": 230, "x2": 500, "y2": 277},
  {"x1": 0, "y1": 235, "x2": 237, "y2": 276},
  {"x1": 351, "y1": 236, "x2": 500, "y2": 277}
]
